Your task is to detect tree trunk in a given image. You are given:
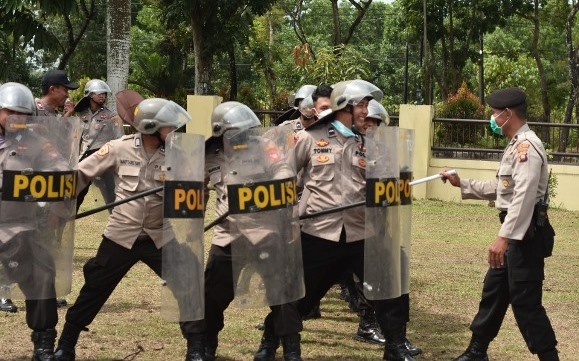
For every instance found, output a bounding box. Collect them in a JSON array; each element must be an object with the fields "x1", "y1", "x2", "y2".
[
  {"x1": 192, "y1": 18, "x2": 211, "y2": 95},
  {"x1": 561, "y1": 3, "x2": 579, "y2": 153},
  {"x1": 331, "y1": 0, "x2": 341, "y2": 48},
  {"x1": 529, "y1": 0, "x2": 550, "y2": 141},
  {"x1": 107, "y1": 0, "x2": 131, "y2": 110},
  {"x1": 228, "y1": 45, "x2": 237, "y2": 101}
]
